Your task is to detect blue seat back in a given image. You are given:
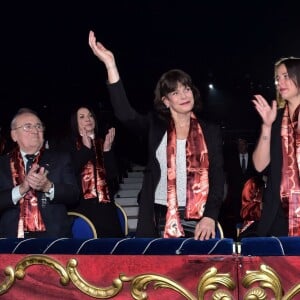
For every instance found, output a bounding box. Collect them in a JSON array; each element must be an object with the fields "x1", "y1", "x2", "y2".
[
  {"x1": 68, "y1": 212, "x2": 97, "y2": 239},
  {"x1": 115, "y1": 203, "x2": 129, "y2": 236}
]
